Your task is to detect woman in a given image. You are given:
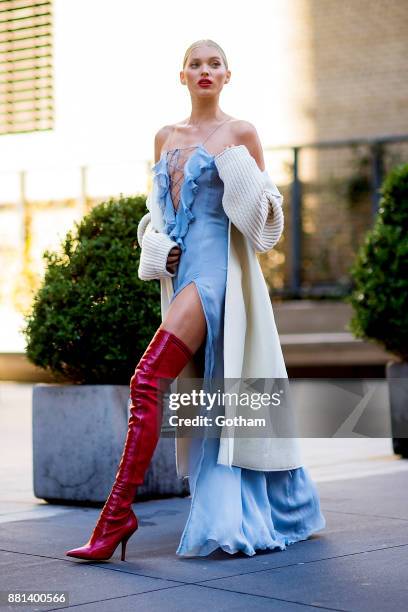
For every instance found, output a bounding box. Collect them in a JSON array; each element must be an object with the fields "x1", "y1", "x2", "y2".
[{"x1": 66, "y1": 39, "x2": 326, "y2": 561}]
